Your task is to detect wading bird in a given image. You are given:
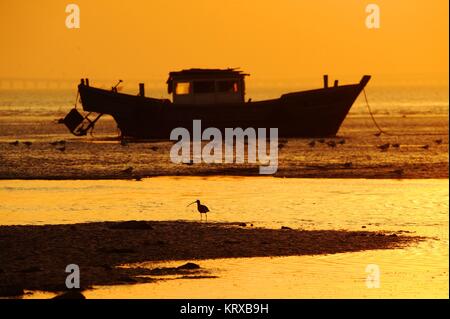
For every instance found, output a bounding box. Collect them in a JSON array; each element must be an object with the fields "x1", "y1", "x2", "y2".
[
  {"x1": 187, "y1": 200, "x2": 210, "y2": 221},
  {"x1": 377, "y1": 143, "x2": 390, "y2": 151},
  {"x1": 326, "y1": 140, "x2": 337, "y2": 148},
  {"x1": 51, "y1": 140, "x2": 66, "y2": 146},
  {"x1": 122, "y1": 166, "x2": 133, "y2": 174},
  {"x1": 343, "y1": 161, "x2": 353, "y2": 168},
  {"x1": 56, "y1": 145, "x2": 66, "y2": 152}
]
